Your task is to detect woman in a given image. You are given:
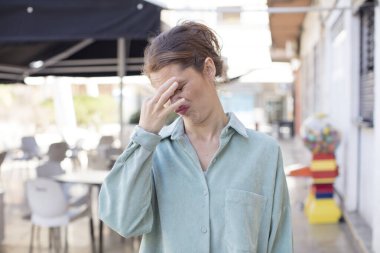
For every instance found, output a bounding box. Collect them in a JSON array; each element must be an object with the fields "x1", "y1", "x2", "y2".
[{"x1": 99, "y1": 21, "x2": 293, "y2": 253}]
